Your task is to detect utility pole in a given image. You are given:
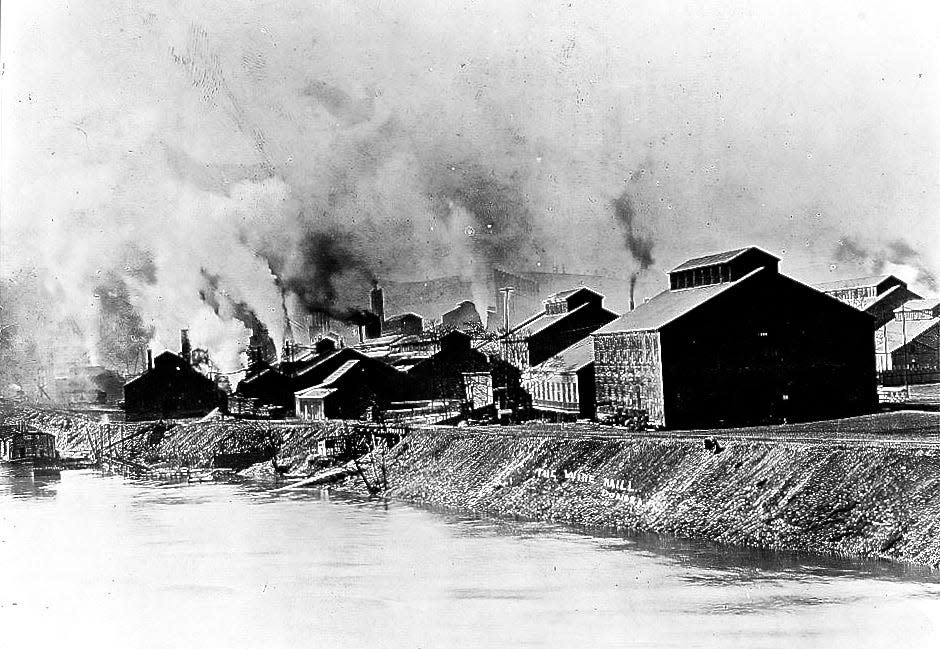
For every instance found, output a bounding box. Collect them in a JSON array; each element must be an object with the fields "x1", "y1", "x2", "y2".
[
  {"x1": 900, "y1": 303, "x2": 909, "y2": 396},
  {"x1": 499, "y1": 286, "x2": 514, "y2": 337},
  {"x1": 499, "y1": 286, "x2": 514, "y2": 362}
]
